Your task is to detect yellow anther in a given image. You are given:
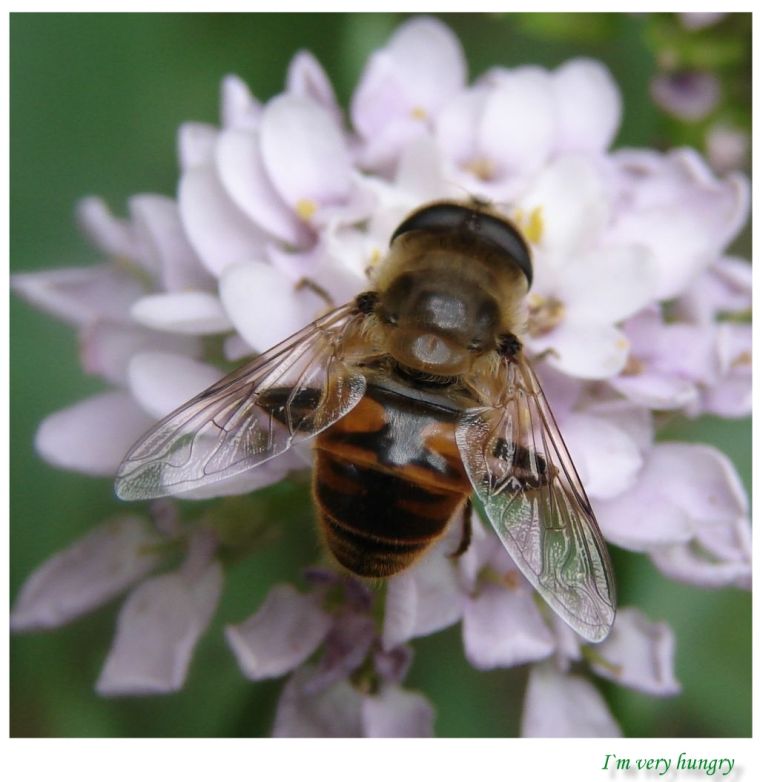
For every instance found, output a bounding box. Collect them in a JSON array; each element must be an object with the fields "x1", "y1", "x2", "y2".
[
  {"x1": 295, "y1": 198, "x2": 317, "y2": 221},
  {"x1": 514, "y1": 206, "x2": 544, "y2": 244},
  {"x1": 464, "y1": 156, "x2": 495, "y2": 182},
  {"x1": 524, "y1": 206, "x2": 544, "y2": 244},
  {"x1": 363, "y1": 247, "x2": 384, "y2": 280},
  {"x1": 622, "y1": 355, "x2": 645, "y2": 376},
  {"x1": 527, "y1": 294, "x2": 565, "y2": 337},
  {"x1": 502, "y1": 570, "x2": 521, "y2": 590},
  {"x1": 410, "y1": 106, "x2": 427, "y2": 121}
]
